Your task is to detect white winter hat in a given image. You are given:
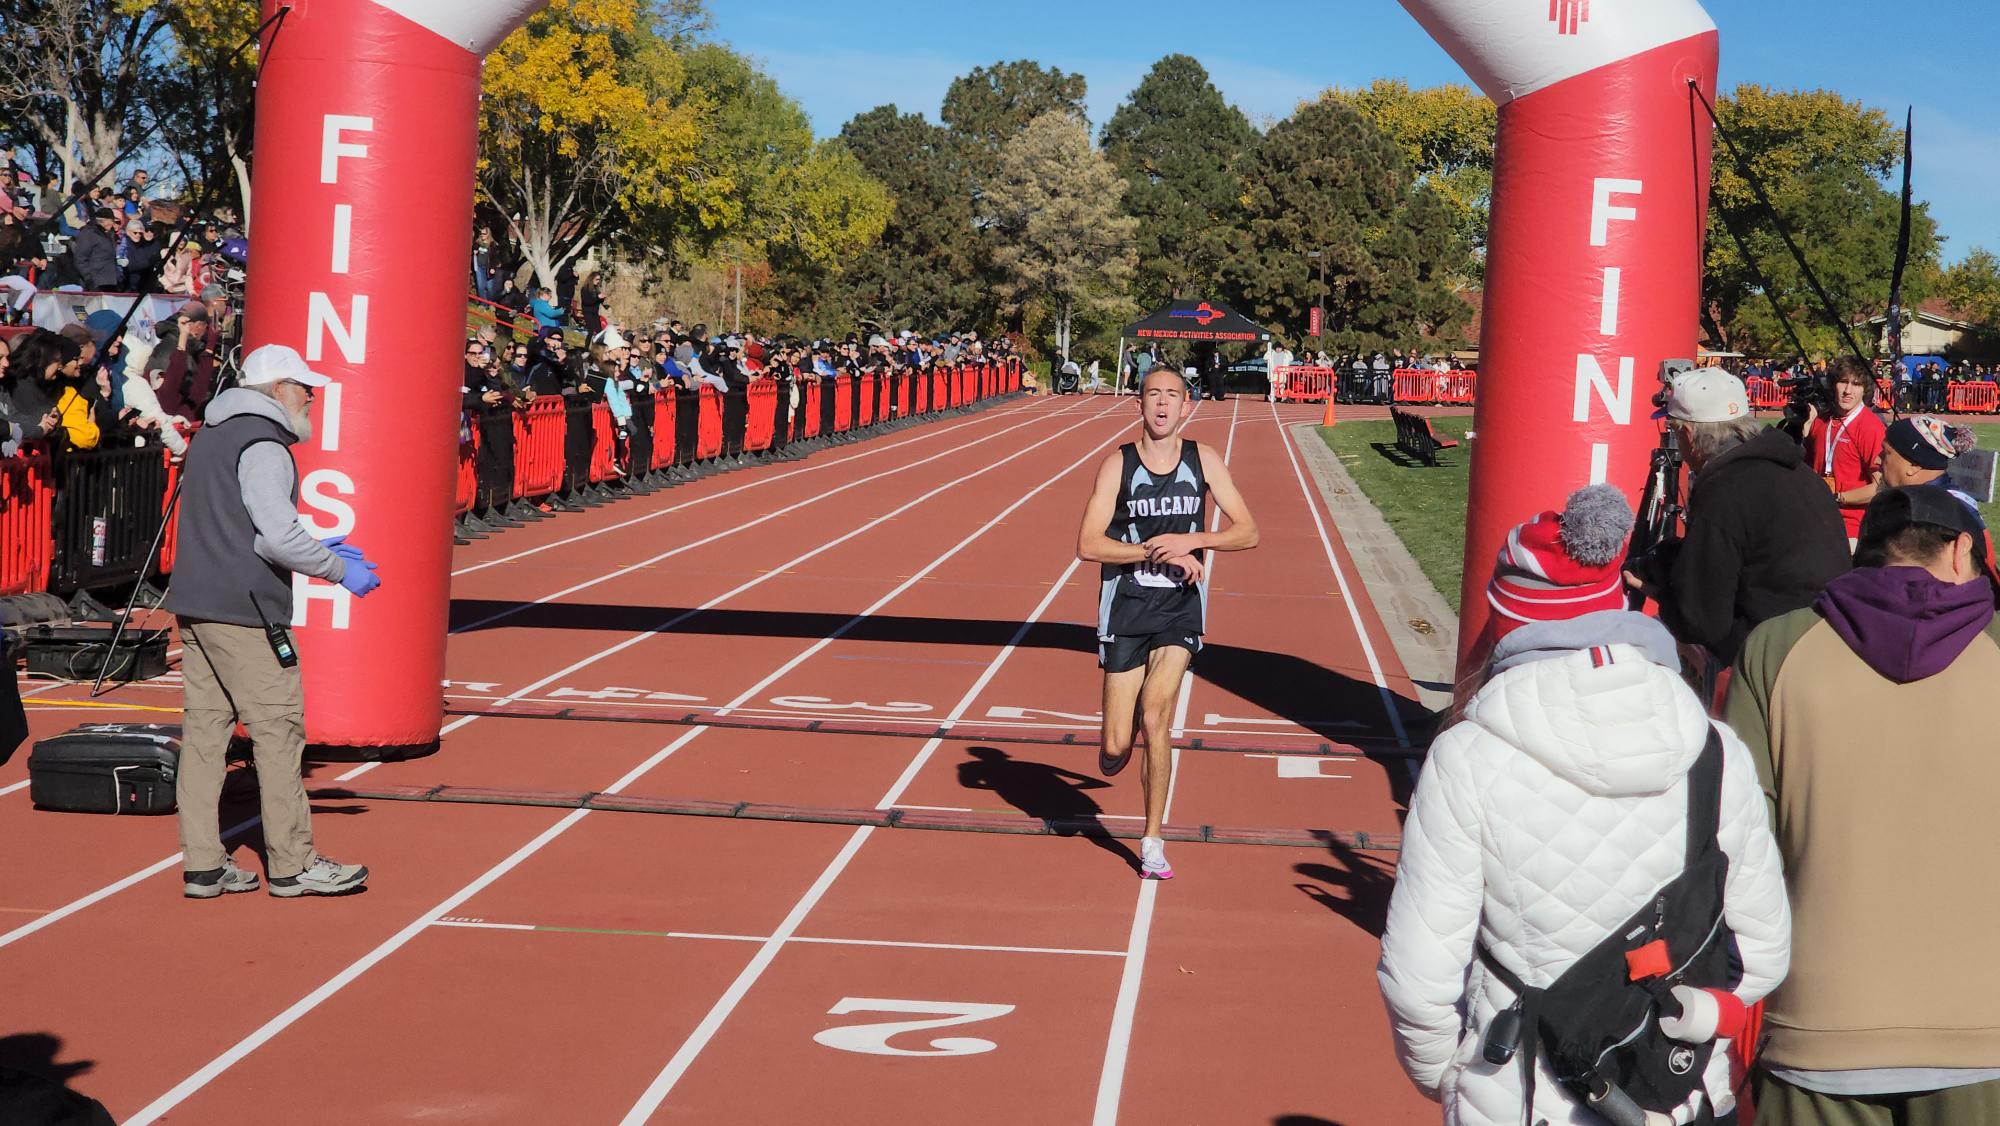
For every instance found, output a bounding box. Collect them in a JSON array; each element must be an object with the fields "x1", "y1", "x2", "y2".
[
  {"x1": 1662, "y1": 368, "x2": 1748, "y2": 424},
  {"x1": 595, "y1": 326, "x2": 629, "y2": 349}
]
